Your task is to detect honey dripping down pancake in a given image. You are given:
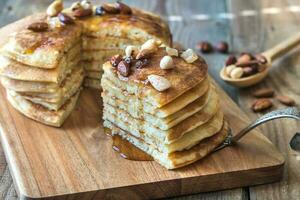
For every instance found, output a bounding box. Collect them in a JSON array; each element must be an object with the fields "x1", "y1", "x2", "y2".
[{"x1": 0, "y1": 1, "x2": 228, "y2": 169}]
